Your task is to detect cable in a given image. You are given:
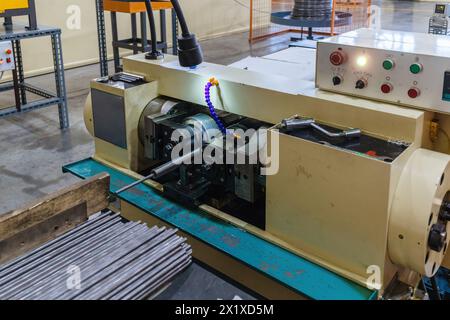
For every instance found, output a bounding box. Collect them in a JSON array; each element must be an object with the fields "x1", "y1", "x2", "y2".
[
  {"x1": 168, "y1": 0, "x2": 203, "y2": 67},
  {"x1": 144, "y1": 0, "x2": 161, "y2": 58},
  {"x1": 170, "y1": 0, "x2": 190, "y2": 37}
]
